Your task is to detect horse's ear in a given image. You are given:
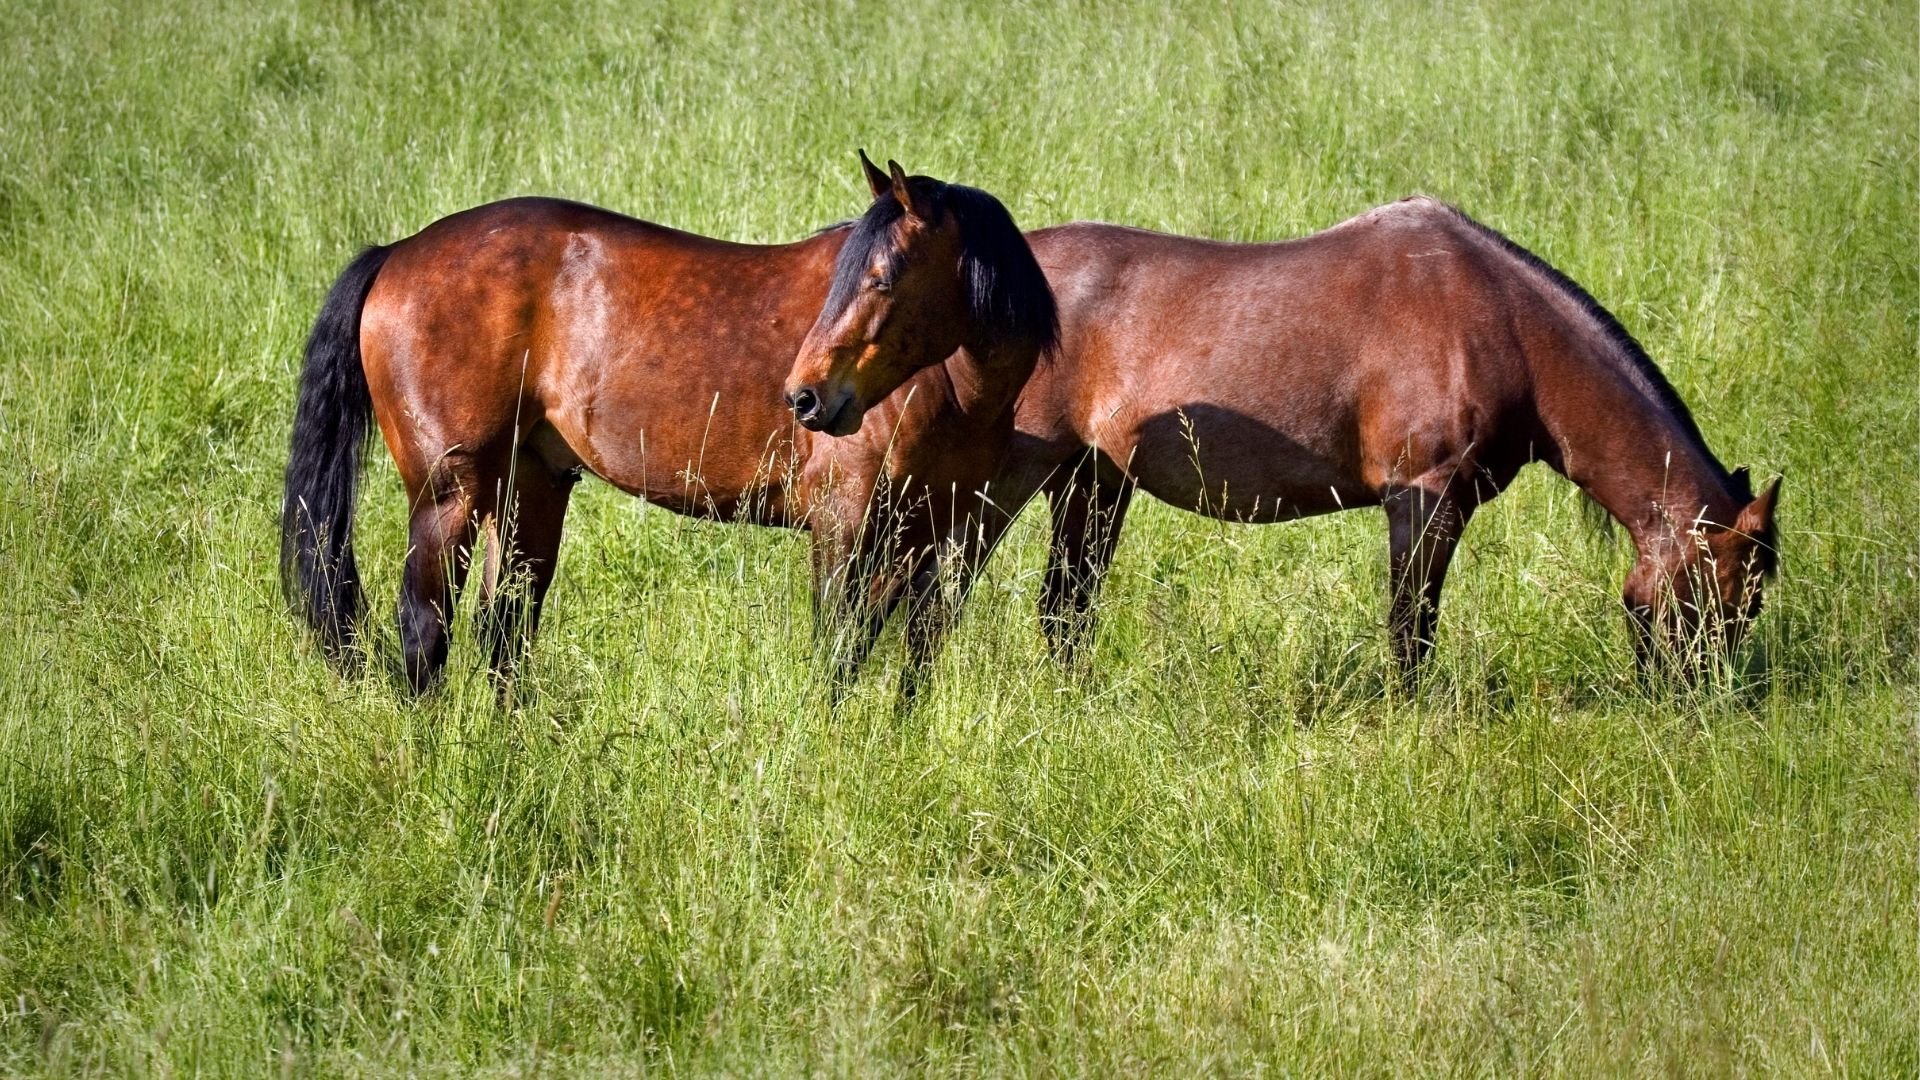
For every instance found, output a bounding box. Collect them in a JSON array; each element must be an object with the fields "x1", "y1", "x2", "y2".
[
  {"x1": 1730, "y1": 465, "x2": 1752, "y2": 498},
  {"x1": 858, "y1": 149, "x2": 890, "y2": 200},
  {"x1": 887, "y1": 159, "x2": 921, "y2": 218},
  {"x1": 1735, "y1": 475, "x2": 1781, "y2": 538}
]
